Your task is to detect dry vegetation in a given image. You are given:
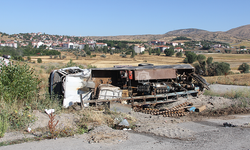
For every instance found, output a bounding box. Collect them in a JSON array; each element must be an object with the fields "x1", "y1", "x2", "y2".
[{"x1": 28, "y1": 51, "x2": 250, "y2": 87}]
